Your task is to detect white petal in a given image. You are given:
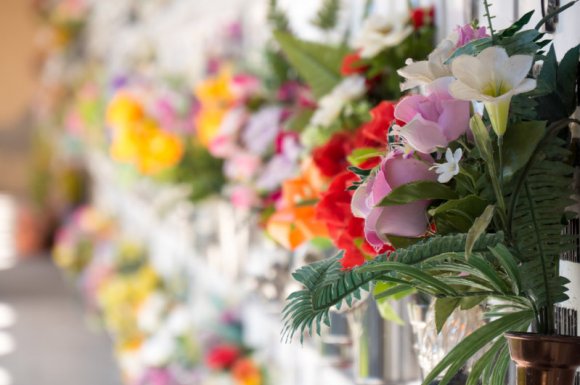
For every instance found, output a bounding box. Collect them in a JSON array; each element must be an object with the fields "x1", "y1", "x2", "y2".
[
  {"x1": 398, "y1": 60, "x2": 434, "y2": 89},
  {"x1": 437, "y1": 171, "x2": 453, "y2": 183},
  {"x1": 449, "y1": 80, "x2": 488, "y2": 102},
  {"x1": 477, "y1": 46, "x2": 510, "y2": 69},
  {"x1": 499, "y1": 54, "x2": 534, "y2": 88},
  {"x1": 511, "y1": 78, "x2": 537, "y2": 95},
  {"x1": 453, "y1": 148, "x2": 463, "y2": 162},
  {"x1": 445, "y1": 148, "x2": 454, "y2": 162},
  {"x1": 450, "y1": 54, "x2": 491, "y2": 91}
]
